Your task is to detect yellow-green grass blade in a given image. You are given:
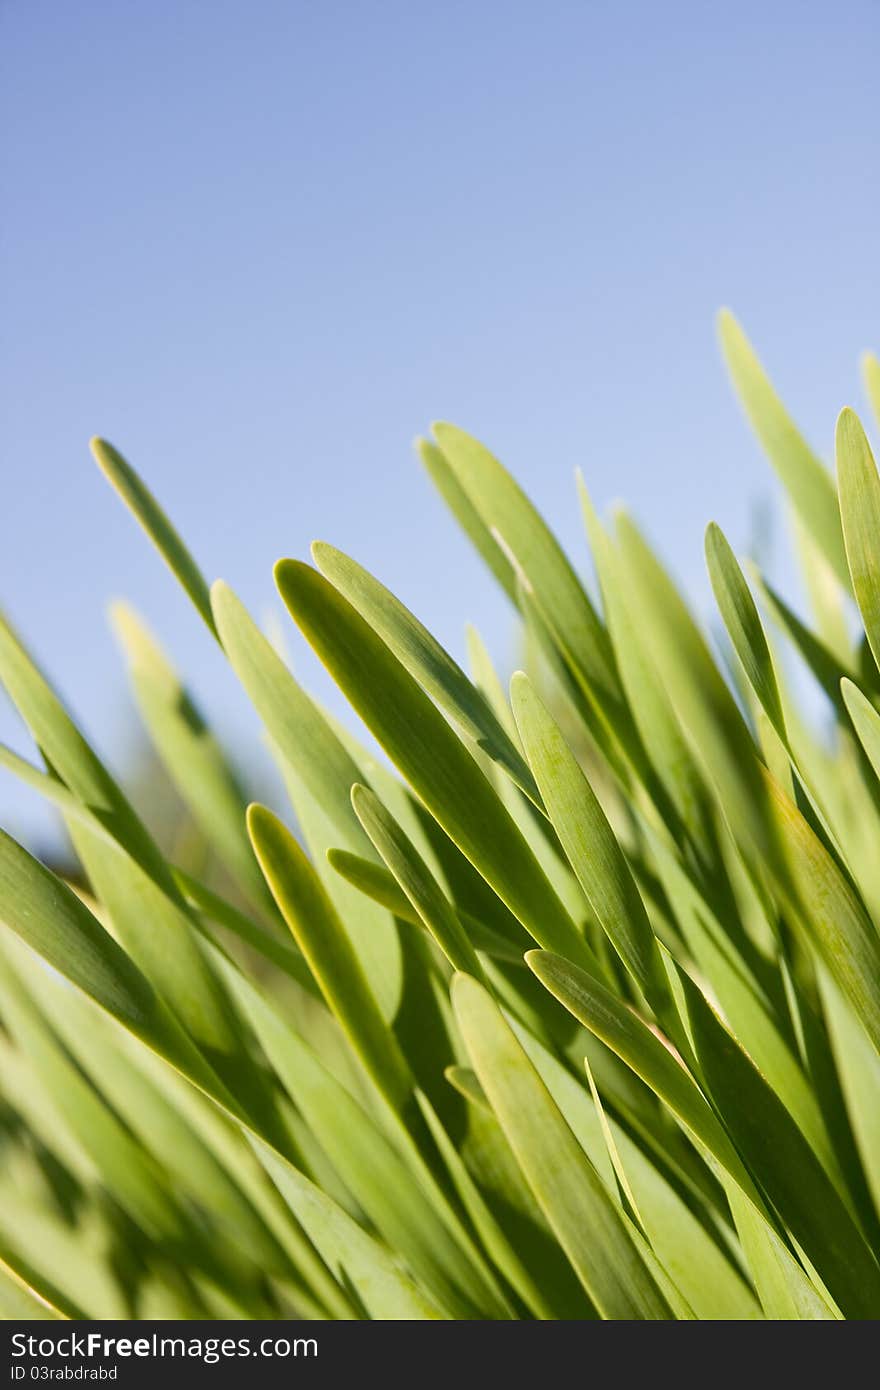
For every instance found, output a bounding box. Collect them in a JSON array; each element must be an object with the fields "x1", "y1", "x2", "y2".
[
  {"x1": 511, "y1": 672, "x2": 671, "y2": 1021},
  {"x1": 819, "y1": 968, "x2": 880, "y2": 1222},
  {"x1": 247, "y1": 803, "x2": 412, "y2": 1113},
  {"x1": 174, "y1": 866, "x2": 321, "y2": 995},
  {"x1": 452, "y1": 973, "x2": 674, "y2": 1319},
  {"x1": 674, "y1": 964, "x2": 880, "y2": 1320},
  {"x1": 706, "y1": 522, "x2": 787, "y2": 742},
  {"x1": 429, "y1": 424, "x2": 620, "y2": 711},
  {"x1": 0, "y1": 1260, "x2": 65, "y2": 1320},
  {"x1": 216, "y1": 951, "x2": 510, "y2": 1319},
  {"x1": 509, "y1": 1016, "x2": 760, "y2": 1319},
  {"x1": 211, "y1": 579, "x2": 403, "y2": 1019},
  {"x1": 9, "y1": 941, "x2": 297, "y2": 1282},
  {"x1": 725, "y1": 1181, "x2": 838, "y2": 1319},
  {"x1": 91, "y1": 436, "x2": 218, "y2": 639},
  {"x1": 312, "y1": 543, "x2": 541, "y2": 808},
  {"x1": 0, "y1": 829, "x2": 231, "y2": 1109},
  {"x1": 0, "y1": 615, "x2": 275, "y2": 1124},
  {"x1": 0, "y1": 946, "x2": 190, "y2": 1249},
  {"x1": 762, "y1": 767, "x2": 880, "y2": 1055},
  {"x1": 526, "y1": 951, "x2": 758, "y2": 1199},
  {"x1": 251, "y1": 1141, "x2": 448, "y2": 1321},
  {"x1": 842, "y1": 678, "x2": 880, "y2": 786},
  {"x1": 414, "y1": 1091, "x2": 558, "y2": 1320},
  {"x1": 326, "y1": 848, "x2": 525, "y2": 964},
  {"x1": 417, "y1": 436, "x2": 518, "y2": 603},
  {"x1": 837, "y1": 407, "x2": 880, "y2": 674},
  {"x1": 0, "y1": 1190, "x2": 125, "y2": 1321},
  {"x1": 718, "y1": 311, "x2": 849, "y2": 589},
  {"x1": 64, "y1": 814, "x2": 291, "y2": 1154},
  {"x1": 275, "y1": 559, "x2": 598, "y2": 975},
  {"x1": 111, "y1": 602, "x2": 273, "y2": 915},
  {"x1": 612, "y1": 513, "x2": 778, "y2": 867},
  {"x1": 578, "y1": 475, "x2": 714, "y2": 862},
  {"x1": 351, "y1": 783, "x2": 484, "y2": 979}
]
